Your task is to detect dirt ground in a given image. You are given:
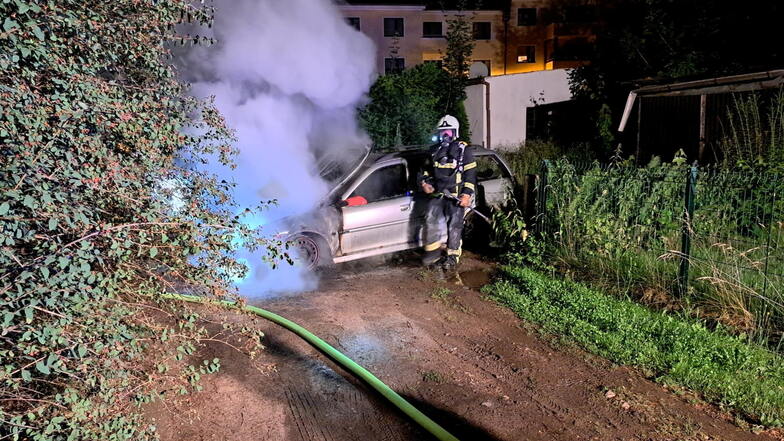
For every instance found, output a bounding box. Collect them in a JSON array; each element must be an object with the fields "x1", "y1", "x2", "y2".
[{"x1": 145, "y1": 253, "x2": 783, "y2": 441}]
